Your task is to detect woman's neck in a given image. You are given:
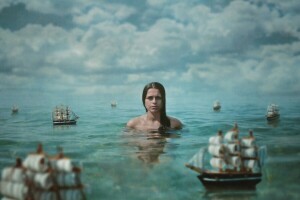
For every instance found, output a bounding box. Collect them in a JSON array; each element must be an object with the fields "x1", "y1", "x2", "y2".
[{"x1": 146, "y1": 111, "x2": 161, "y2": 122}]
